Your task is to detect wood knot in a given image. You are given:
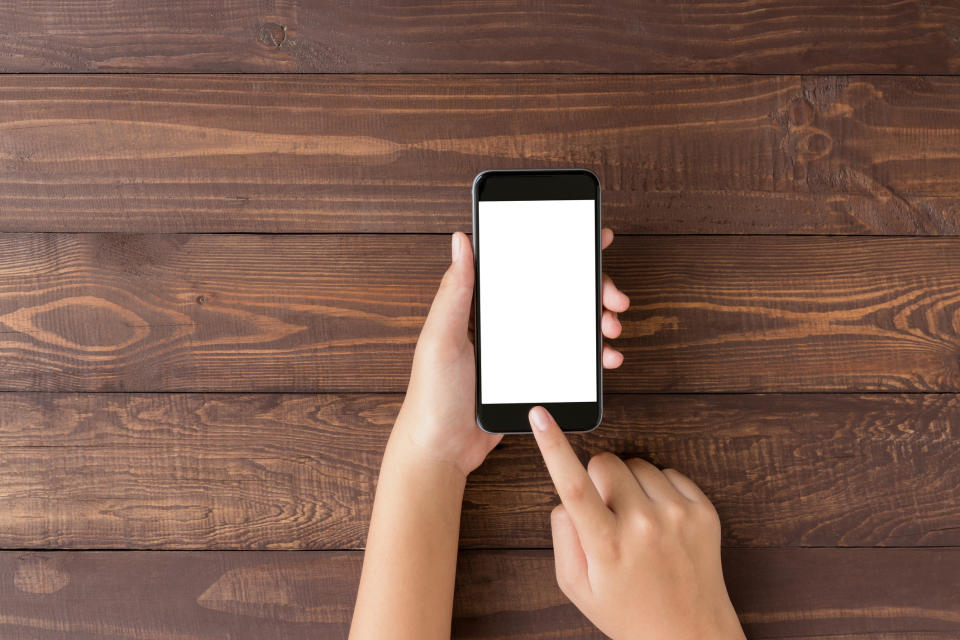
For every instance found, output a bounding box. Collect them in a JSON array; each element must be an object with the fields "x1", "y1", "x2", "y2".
[
  {"x1": 788, "y1": 97, "x2": 816, "y2": 127},
  {"x1": 14, "y1": 555, "x2": 70, "y2": 595},
  {"x1": 779, "y1": 96, "x2": 833, "y2": 182},
  {"x1": 0, "y1": 296, "x2": 150, "y2": 351},
  {"x1": 196, "y1": 295, "x2": 207, "y2": 305},
  {"x1": 257, "y1": 23, "x2": 287, "y2": 48}
]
